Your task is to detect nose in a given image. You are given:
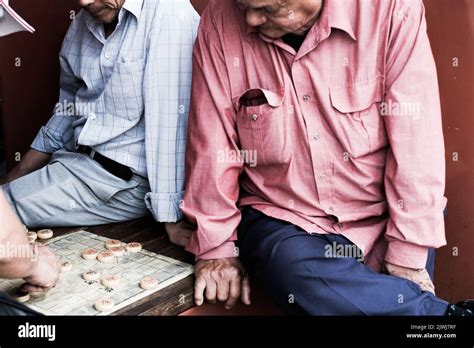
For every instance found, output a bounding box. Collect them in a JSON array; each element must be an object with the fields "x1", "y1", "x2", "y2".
[
  {"x1": 76, "y1": 0, "x2": 95, "y2": 7},
  {"x1": 246, "y1": 8, "x2": 267, "y2": 27}
]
